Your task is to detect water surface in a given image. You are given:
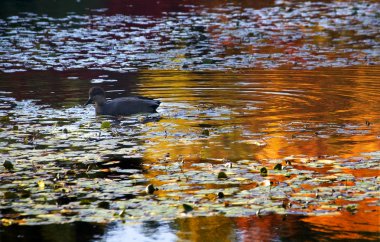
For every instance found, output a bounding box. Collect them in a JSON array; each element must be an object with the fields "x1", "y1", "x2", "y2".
[
  {"x1": 0, "y1": 0, "x2": 379, "y2": 241},
  {"x1": 0, "y1": 67, "x2": 379, "y2": 241}
]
